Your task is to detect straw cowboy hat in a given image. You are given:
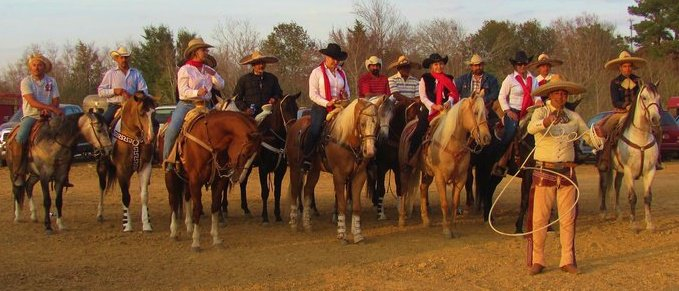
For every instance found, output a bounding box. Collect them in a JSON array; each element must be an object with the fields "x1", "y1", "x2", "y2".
[
  {"x1": 183, "y1": 38, "x2": 214, "y2": 59},
  {"x1": 27, "y1": 53, "x2": 52, "y2": 73},
  {"x1": 319, "y1": 43, "x2": 348, "y2": 61},
  {"x1": 364, "y1": 56, "x2": 382, "y2": 70},
  {"x1": 528, "y1": 53, "x2": 563, "y2": 69},
  {"x1": 239, "y1": 51, "x2": 279, "y2": 65},
  {"x1": 531, "y1": 75, "x2": 586, "y2": 97},
  {"x1": 604, "y1": 51, "x2": 647, "y2": 70},
  {"x1": 422, "y1": 53, "x2": 448, "y2": 69},
  {"x1": 387, "y1": 55, "x2": 422, "y2": 70},
  {"x1": 466, "y1": 54, "x2": 485, "y2": 65},
  {"x1": 509, "y1": 50, "x2": 533, "y2": 66},
  {"x1": 110, "y1": 47, "x2": 131, "y2": 58}
]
